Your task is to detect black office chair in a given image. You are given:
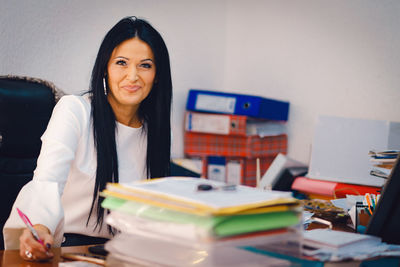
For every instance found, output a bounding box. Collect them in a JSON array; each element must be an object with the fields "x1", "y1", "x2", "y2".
[{"x1": 0, "y1": 75, "x2": 64, "y2": 249}]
